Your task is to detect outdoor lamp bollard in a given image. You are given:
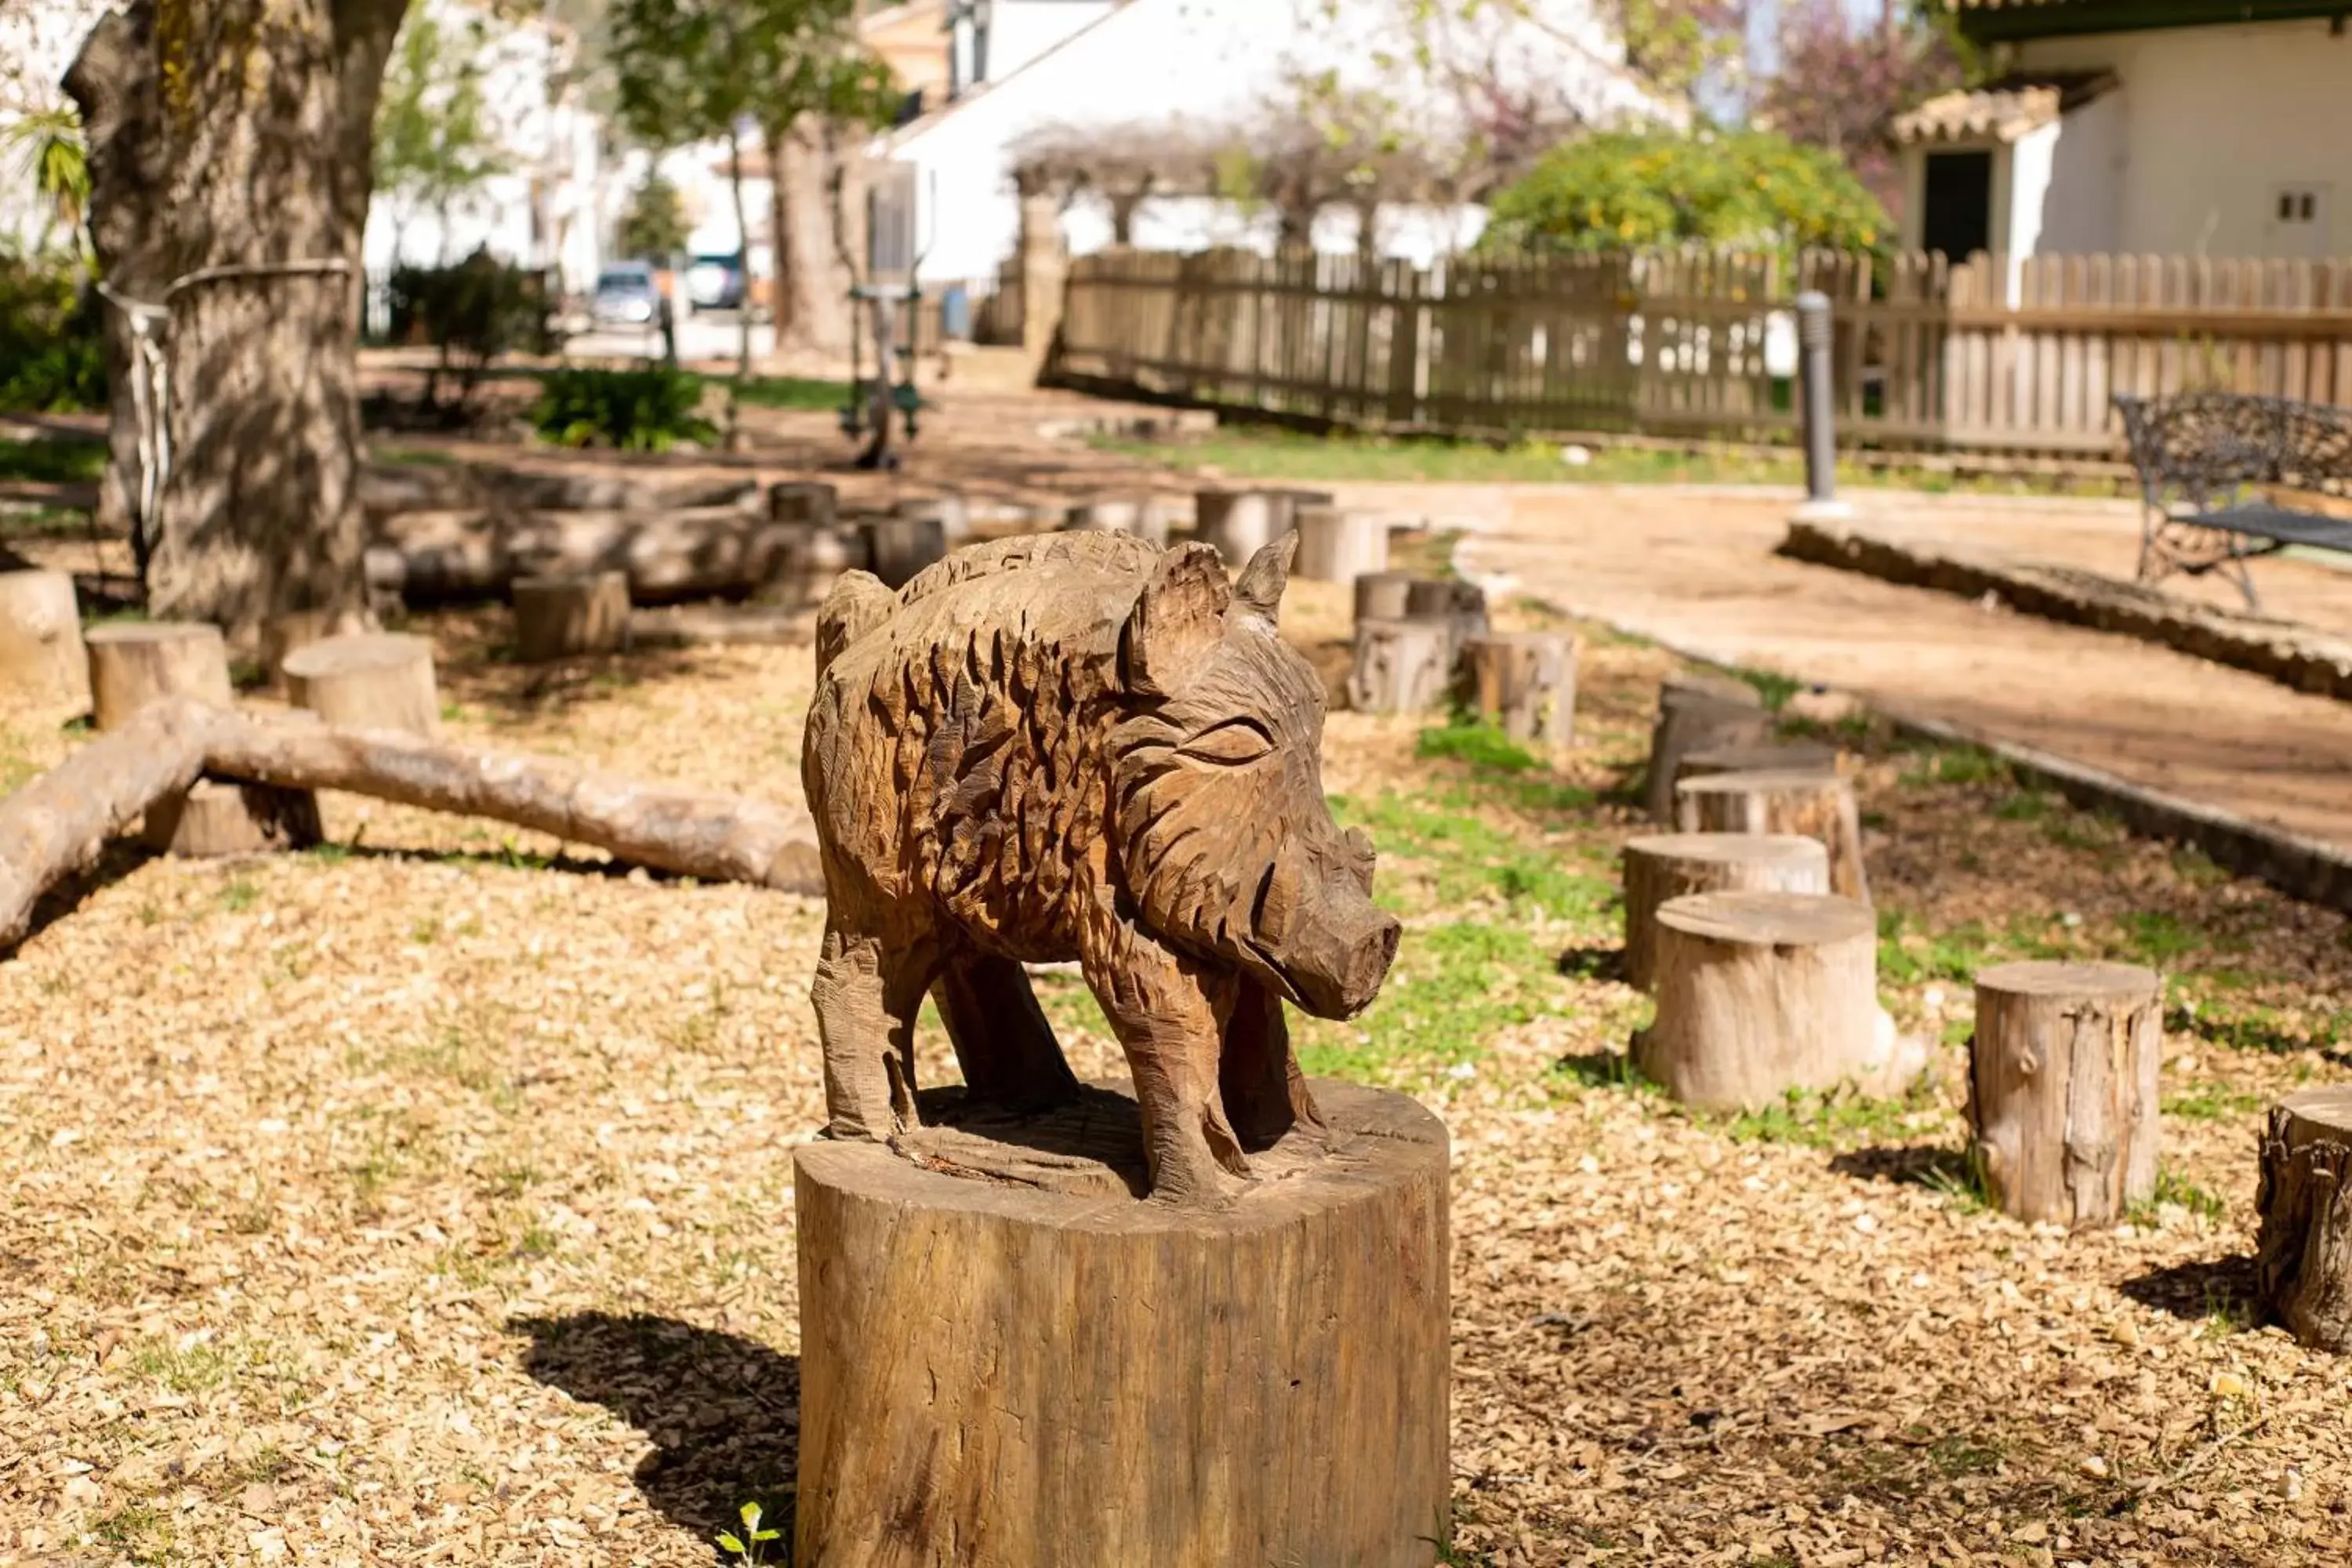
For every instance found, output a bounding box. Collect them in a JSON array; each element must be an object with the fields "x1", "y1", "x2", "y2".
[{"x1": 1793, "y1": 291, "x2": 1853, "y2": 523}]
